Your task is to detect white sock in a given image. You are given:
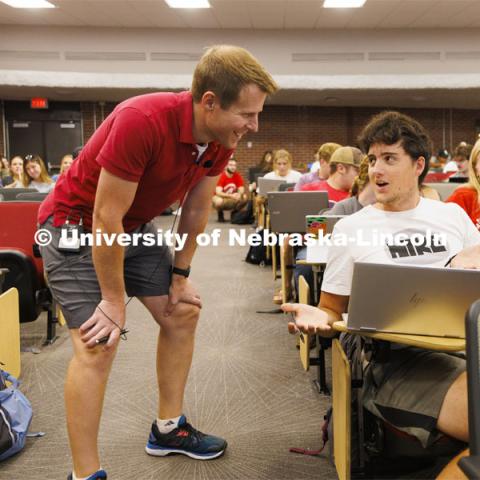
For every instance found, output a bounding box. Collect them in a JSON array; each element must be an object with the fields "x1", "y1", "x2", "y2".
[{"x1": 156, "y1": 415, "x2": 181, "y2": 434}]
